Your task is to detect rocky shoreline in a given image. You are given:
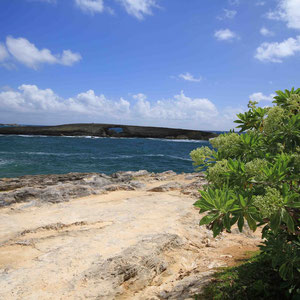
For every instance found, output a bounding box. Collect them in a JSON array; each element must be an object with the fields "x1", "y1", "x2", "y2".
[
  {"x1": 0, "y1": 171, "x2": 261, "y2": 299},
  {"x1": 0, "y1": 170, "x2": 204, "y2": 207}
]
